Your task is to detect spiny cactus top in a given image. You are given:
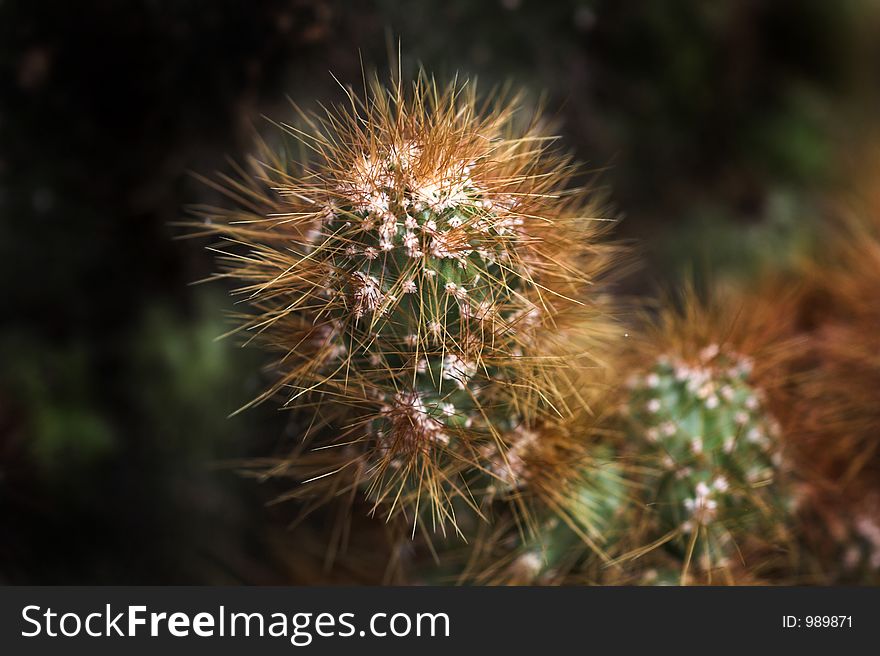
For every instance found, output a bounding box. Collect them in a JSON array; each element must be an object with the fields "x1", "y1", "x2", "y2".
[{"x1": 204, "y1": 73, "x2": 615, "y2": 530}]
